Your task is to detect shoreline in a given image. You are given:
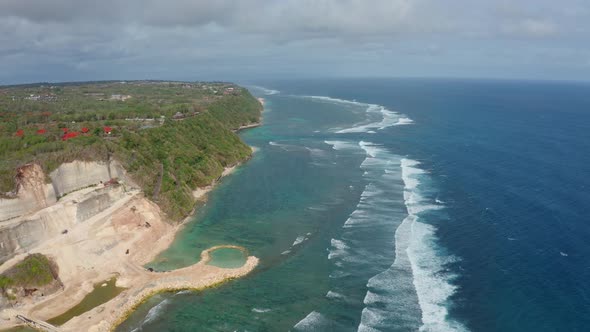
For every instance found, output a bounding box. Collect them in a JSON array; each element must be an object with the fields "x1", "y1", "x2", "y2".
[
  {"x1": 0, "y1": 93, "x2": 266, "y2": 332},
  {"x1": 0, "y1": 158, "x2": 258, "y2": 332},
  {"x1": 85, "y1": 246, "x2": 258, "y2": 332},
  {"x1": 234, "y1": 122, "x2": 261, "y2": 131},
  {"x1": 233, "y1": 97, "x2": 264, "y2": 133}
]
